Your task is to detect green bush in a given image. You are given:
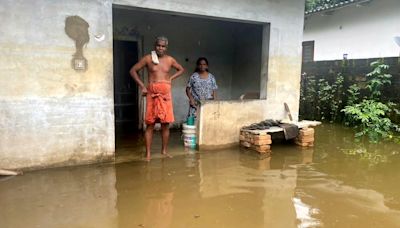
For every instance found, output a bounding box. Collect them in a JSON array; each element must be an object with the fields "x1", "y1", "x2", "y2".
[
  {"x1": 300, "y1": 74, "x2": 344, "y2": 122},
  {"x1": 342, "y1": 60, "x2": 399, "y2": 143},
  {"x1": 342, "y1": 100, "x2": 394, "y2": 142}
]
